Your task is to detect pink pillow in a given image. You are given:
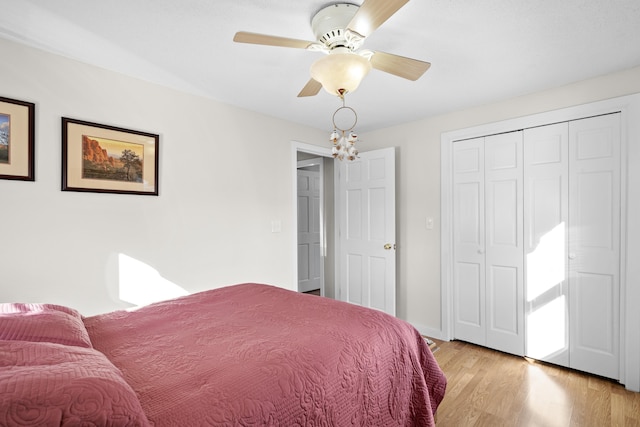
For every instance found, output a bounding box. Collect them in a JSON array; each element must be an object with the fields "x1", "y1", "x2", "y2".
[{"x1": 0, "y1": 303, "x2": 92, "y2": 348}]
